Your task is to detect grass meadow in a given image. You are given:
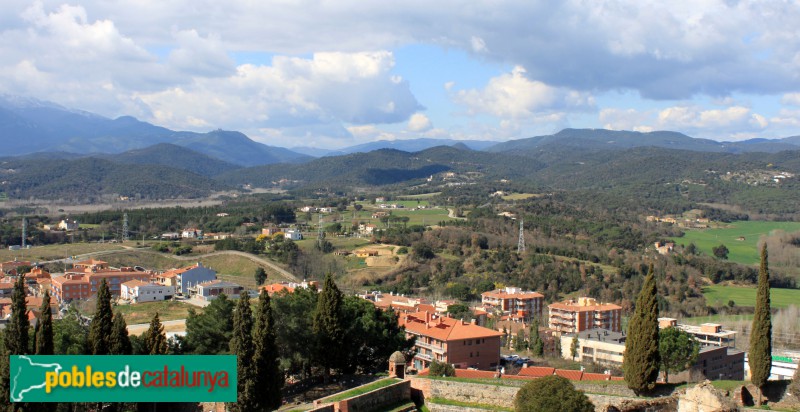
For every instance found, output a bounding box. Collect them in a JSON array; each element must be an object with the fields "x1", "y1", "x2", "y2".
[{"x1": 670, "y1": 221, "x2": 800, "y2": 265}]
